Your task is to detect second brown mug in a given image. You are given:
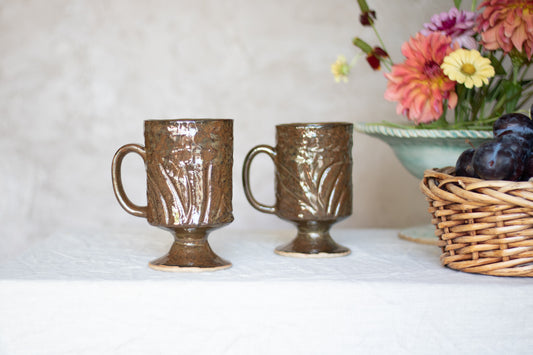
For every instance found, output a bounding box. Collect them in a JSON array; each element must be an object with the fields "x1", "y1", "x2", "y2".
[{"x1": 242, "y1": 122, "x2": 353, "y2": 257}]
